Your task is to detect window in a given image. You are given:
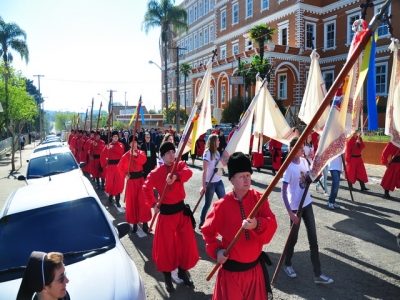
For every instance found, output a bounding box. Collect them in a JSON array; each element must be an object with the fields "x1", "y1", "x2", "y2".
[
  {"x1": 194, "y1": 6, "x2": 197, "y2": 21},
  {"x1": 210, "y1": 26, "x2": 214, "y2": 42},
  {"x1": 221, "y1": 10, "x2": 226, "y2": 30},
  {"x1": 199, "y1": 2, "x2": 203, "y2": 18},
  {"x1": 180, "y1": 41, "x2": 184, "y2": 55},
  {"x1": 261, "y1": 0, "x2": 269, "y2": 10},
  {"x1": 185, "y1": 39, "x2": 188, "y2": 53},
  {"x1": 221, "y1": 85, "x2": 226, "y2": 104},
  {"x1": 194, "y1": 33, "x2": 197, "y2": 49},
  {"x1": 375, "y1": 4, "x2": 391, "y2": 37},
  {"x1": 220, "y1": 45, "x2": 227, "y2": 59},
  {"x1": 305, "y1": 23, "x2": 316, "y2": 49},
  {"x1": 210, "y1": 0, "x2": 213, "y2": 10},
  {"x1": 233, "y1": 3, "x2": 239, "y2": 24},
  {"x1": 278, "y1": 74, "x2": 287, "y2": 99},
  {"x1": 246, "y1": 0, "x2": 253, "y2": 18},
  {"x1": 376, "y1": 63, "x2": 387, "y2": 94},
  {"x1": 204, "y1": 28, "x2": 208, "y2": 45},
  {"x1": 199, "y1": 31, "x2": 203, "y2": 47},
  {"x1": 281, "y1": 28, "x2": 288, "y2": 46},
  {"x1": 189, "y1": 36, "x2": 193, "y2": 52},
  {"x1": 245, "y1": 38, "x2": 253, "y2": 51},
  {"x1": 210, "y1": 87, "x2": 215, "y2": 105},
  {"x1": 323, "y1": 71, "x2": 334, "y2": 91},
  {"x1": 189, "y1": 9, "x2": 193, "y2": 24},
  {"x1": 233, "y1": 44, "x2": 239, "y2": 55},
  {"x1": 324, "y1": 21, "x2": 336, "y2": 49},
  {"x1": 347, "y1": 13, "x2": 361, "y2": 45},
  {"x1": 204, "y1": 0, "x2": 208, "y2": 14}
]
